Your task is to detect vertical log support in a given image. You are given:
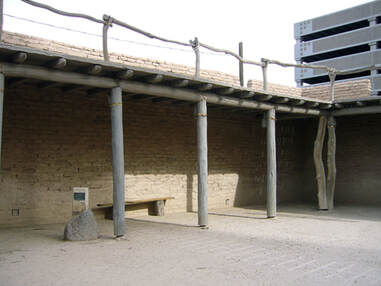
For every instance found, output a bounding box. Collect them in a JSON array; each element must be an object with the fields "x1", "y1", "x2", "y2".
[
  {"x1": 191, "y1": 38, "x2": 200, "y2": 79},
  {"x1": 313, "y1": 116, "x2": 328, "y2": 210},
  {"x1": 102, "y1": 15, "x2": 113, "y2": 62},
  {"x1": 266, "y1": 109, "x2": 277, "y2": 218},
  {"x1": 109, "y1": 87, "x2": 126, "y2": 237},
  {"x1": 239, "y1": 42, "x2": 244, "y2": 87},
  {"x1": 0, "y1": 0, "x2": 3, "y2": 41},
  {"x1": 326, "y1": 115, "x2": 336, "y2": 210},
  {"x1": 0, "y1": 73, "x2": 4, "y2": 170},
  {"x1": 261, "y1": 58, "x2": 268, "y2": 91},
  {"x1": 196, "y1": 99, "x2": 208, "y2": 227}
]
